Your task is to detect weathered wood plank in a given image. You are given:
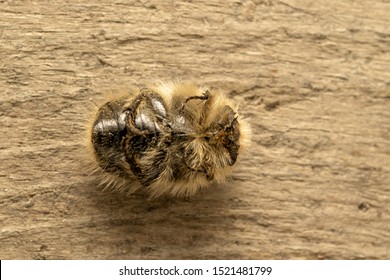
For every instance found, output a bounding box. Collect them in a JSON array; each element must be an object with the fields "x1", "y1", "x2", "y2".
[{"x1": 0, "y1": 0, "x2": 389, "y2": 259}]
